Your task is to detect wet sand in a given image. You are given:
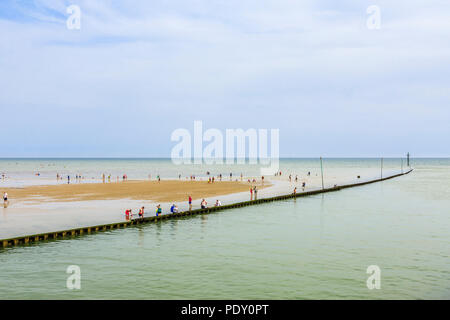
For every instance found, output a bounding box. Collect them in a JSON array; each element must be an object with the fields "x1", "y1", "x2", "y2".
[{"x1": 2, "y1": 180, "x2": 264, "y2": 203}]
